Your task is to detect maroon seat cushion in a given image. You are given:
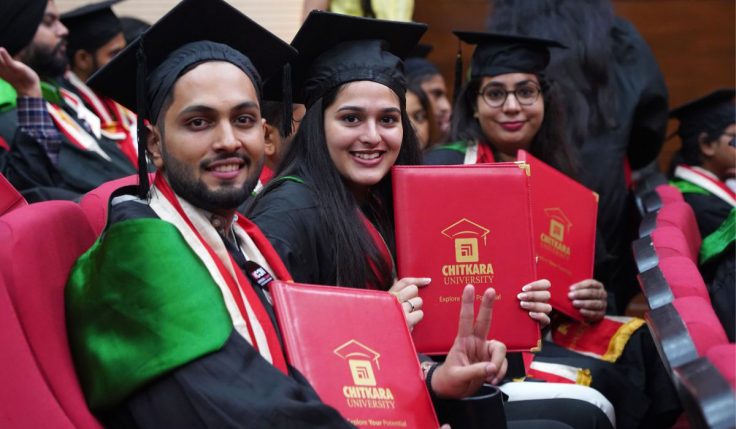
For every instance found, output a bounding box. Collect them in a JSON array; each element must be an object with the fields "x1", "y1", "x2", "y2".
[
  {"x1": 0, "y1": 277, "x2": 76, "y2": 428},
  {"x1": 655, "y1": 202, "x2": 702, "y2": 259},
  {"x1": 0, "y1": 201, "x2": 101, "y2": 428},
  {"x1": 652, "y1": 226, "x2": 697, "y2": 262},
  {"x1": 659, "y1": 256, "x2": 711, "y2": 303},
  {"x1": 673, "y1": 296, "x2": 729, "y2": 356},
  {"x1": 706, "y1": 344, "x2": 736, "y2": 389},
  {"x1": 0, "y1": 173, "x2": 27, "y2": 216},
  {"x1": 655, "y1": 184, "x2": 685, "y2": 206},
  {"x1": 79, "y1": 174, "x2": 138, "y2": 236}
]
